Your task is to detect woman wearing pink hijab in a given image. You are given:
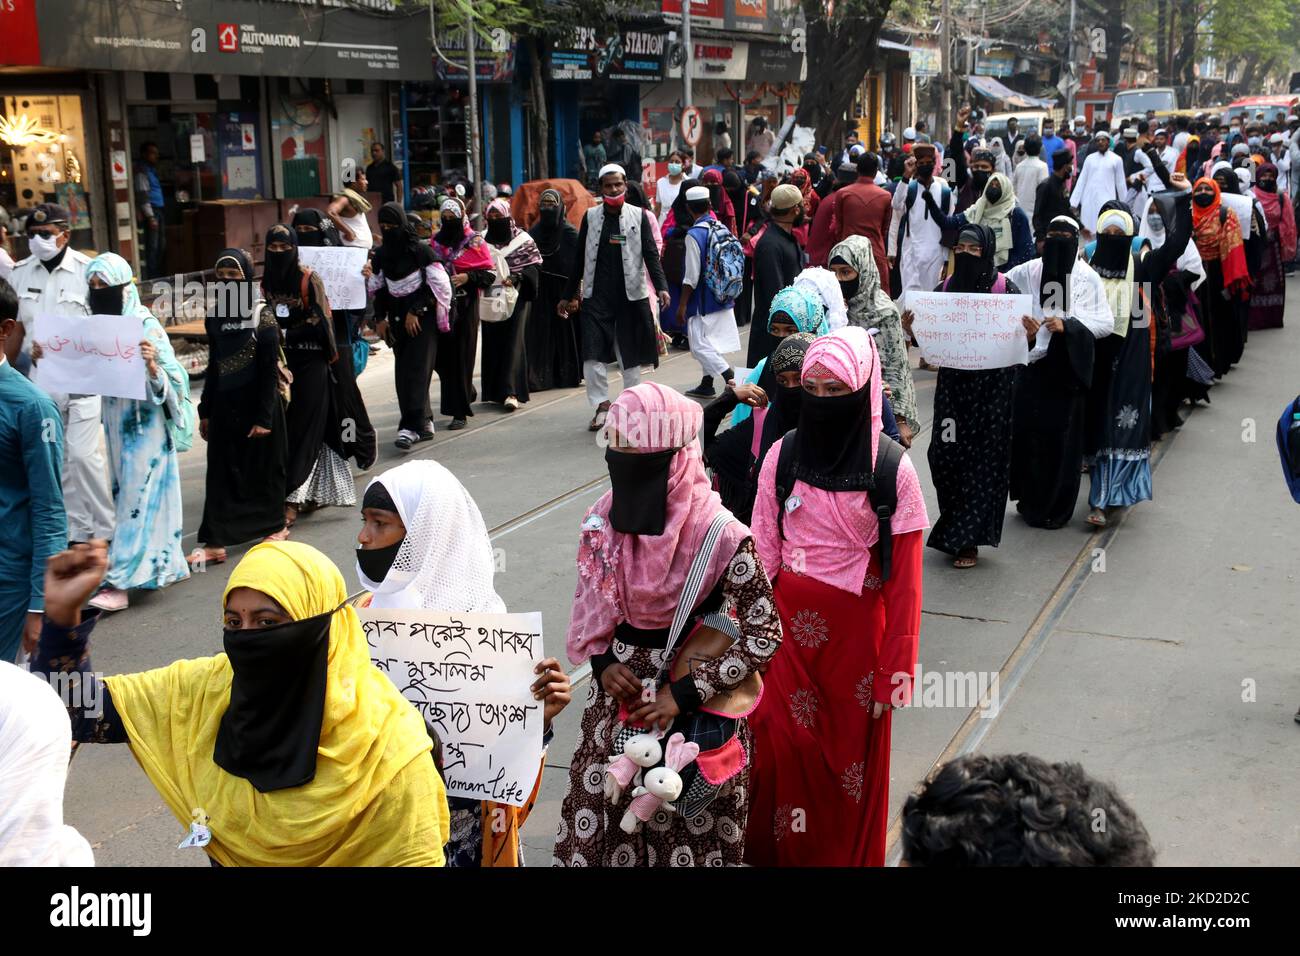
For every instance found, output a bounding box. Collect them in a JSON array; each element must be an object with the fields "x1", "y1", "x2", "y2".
[
  {"x1": 744, "y1": 326, "x2": 928, "y2": 866},
  {"x1": 554, "y1": 382, "x2": 782, "y2": 867}
]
